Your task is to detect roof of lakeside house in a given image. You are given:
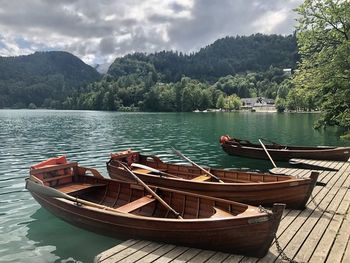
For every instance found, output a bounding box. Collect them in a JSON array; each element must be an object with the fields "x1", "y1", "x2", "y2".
[{"x1": 241, "y1": 97, "x2": 275, "y2": 106}]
